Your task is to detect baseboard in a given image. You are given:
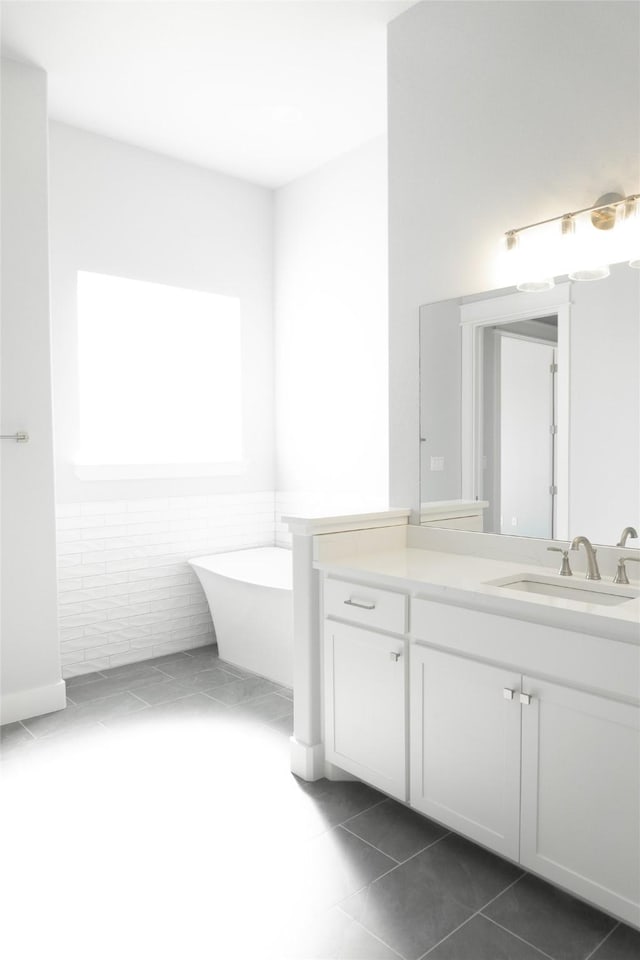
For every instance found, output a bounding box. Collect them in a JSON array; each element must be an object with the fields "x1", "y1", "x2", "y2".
[
  {"x1": 0, "y1": 679, "x2": 66, "y2": 725},
  {"x1": 289, "y1": 736, "x2": 325, "y2": 780}
]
